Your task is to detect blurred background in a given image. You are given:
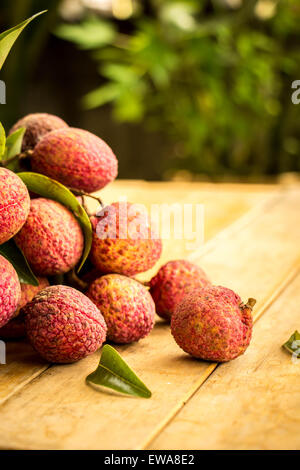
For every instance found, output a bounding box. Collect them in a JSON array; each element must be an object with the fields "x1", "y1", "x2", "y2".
[{"x1": 0, "y1": 0, "x2": 299, "y2": 181}]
